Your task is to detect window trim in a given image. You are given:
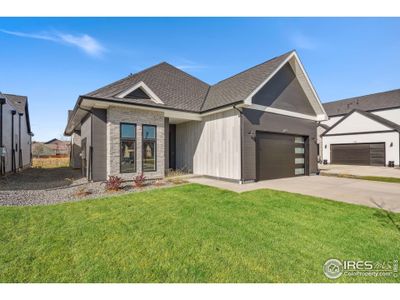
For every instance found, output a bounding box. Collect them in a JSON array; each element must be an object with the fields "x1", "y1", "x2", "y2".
[
  {"x1": 142, "y1": 124, "x2": 157, "y2": 172},
  {"x1": 120, "y1": 122, "x2": 137, "y2": 174}
]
